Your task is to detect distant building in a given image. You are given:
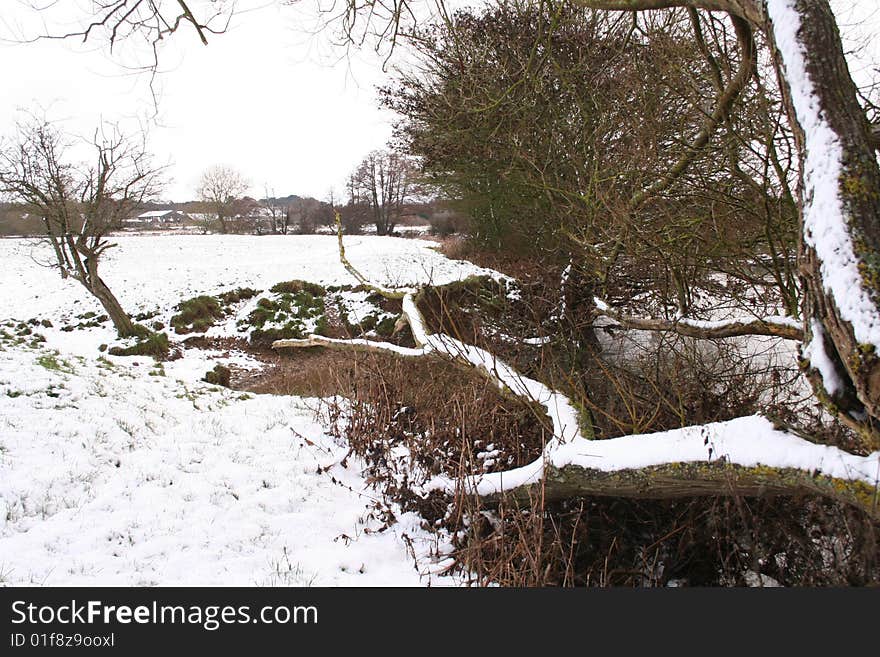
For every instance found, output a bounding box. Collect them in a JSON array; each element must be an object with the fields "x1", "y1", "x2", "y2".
[{"x1": 128, "y1": 210, "x2": 190, "y2": 224}]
